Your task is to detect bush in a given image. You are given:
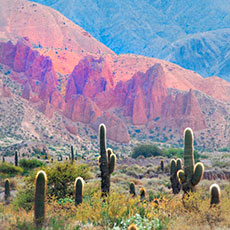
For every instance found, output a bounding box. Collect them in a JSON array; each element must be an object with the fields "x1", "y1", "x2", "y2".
[
  {"x1": 19, "y1": 158, "x2": 44, "y2": 169},
  {"x1": 0, "y1": 162, "x2": 23, "y2": 177},
  {"x1": 44, "y1": 162, "x2": 92, "y2": 199},
  {"x1": 164, "y1": 148, "x2": 206, "y2": 162},
  {"x1": 13, "y1": 184, "x2": 34, "y2": 212},
  {"x1": 131, "y1": 145, "x2": 163, "y2": 159}
]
